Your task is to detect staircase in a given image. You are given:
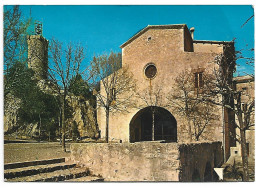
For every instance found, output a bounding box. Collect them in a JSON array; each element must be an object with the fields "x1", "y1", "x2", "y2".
[{"x1": 4, "y1": 158, "x2": 104, "y2": 182}]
